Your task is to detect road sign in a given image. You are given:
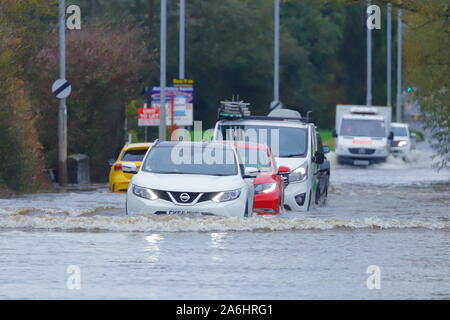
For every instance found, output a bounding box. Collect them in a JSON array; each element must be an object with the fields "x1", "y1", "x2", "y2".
[
  {"x1": 270, "y1": 100, "x2": 282, "y2": 110},
  {"x1": 52, "y1": 79, "x2": 71, "y2": 99},
  {"x1": 138, "y1": 86, "x2": 194, "y2": 127},
  {"x1": 173, "y1": 78, "x2": 194, "y2": 87}
]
